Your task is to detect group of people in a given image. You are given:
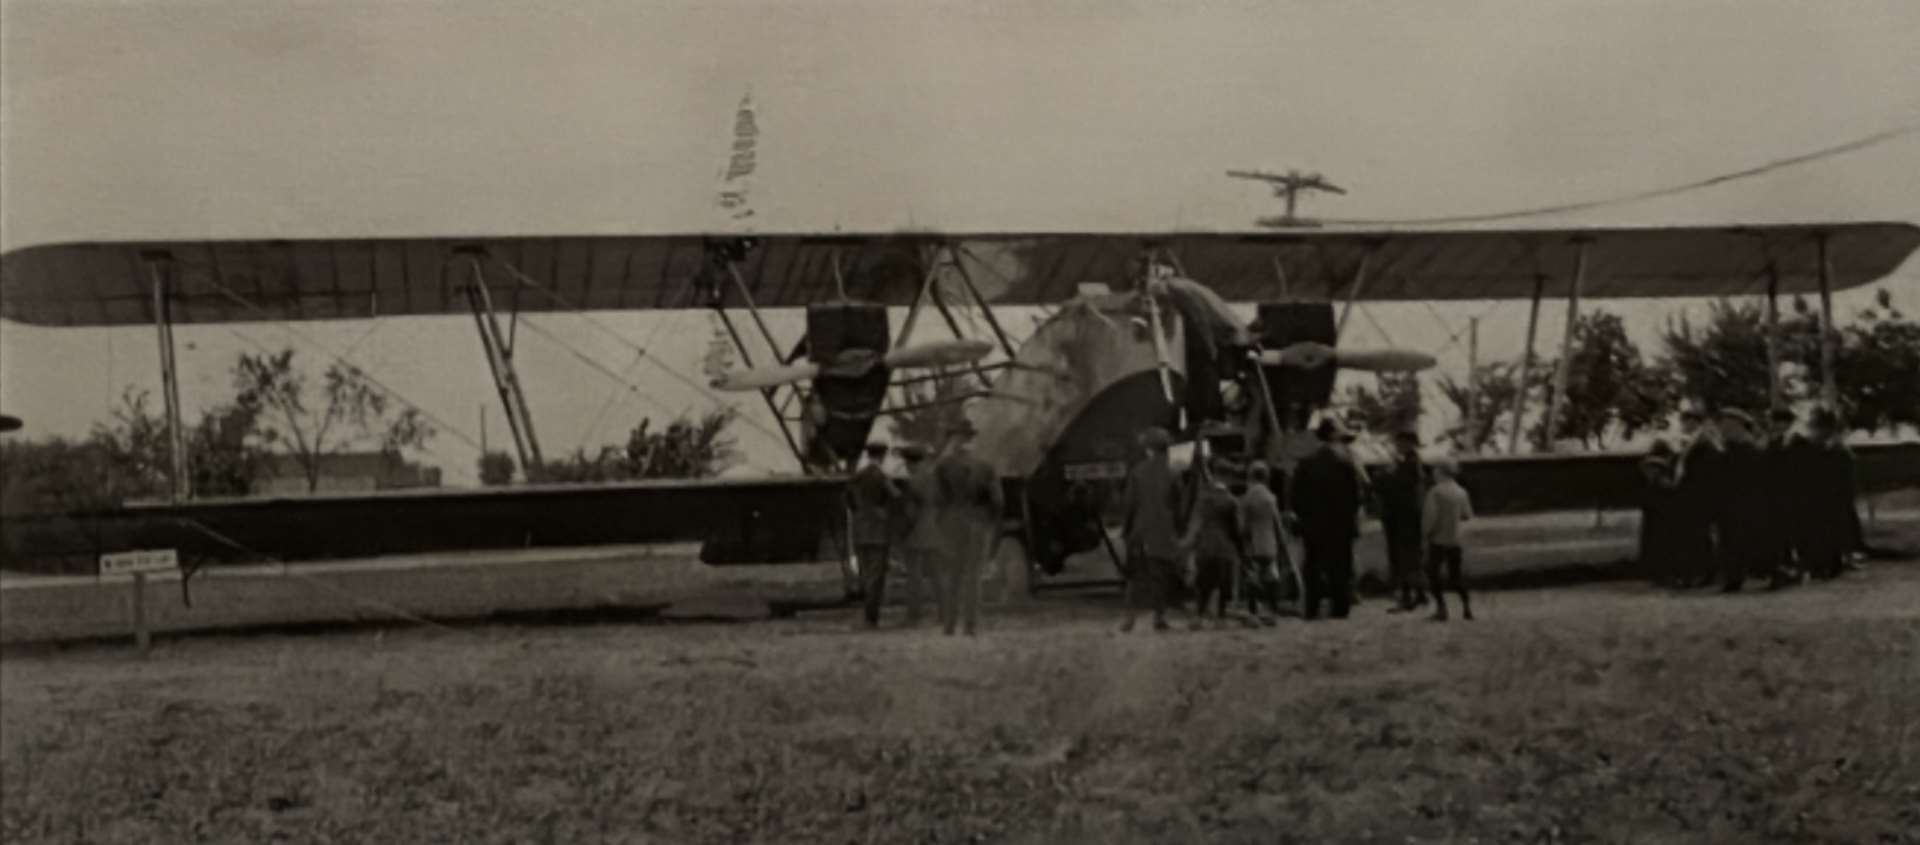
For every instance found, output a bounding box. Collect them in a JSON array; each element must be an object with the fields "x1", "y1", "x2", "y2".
[
  {"x1": 1117, "y1": 417, "x2": 1478, "y2": 632},
  {"x1": 845, "y1": 418, "x2": 1003, "y2": 636},
  {"x1": 847, "y1": 401, "x2": 1857, "y2": 636},
  {"x1": 1638, "y1": 405, "x2": 1866, "y2": 591}
]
